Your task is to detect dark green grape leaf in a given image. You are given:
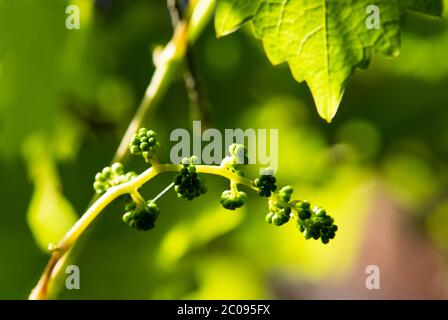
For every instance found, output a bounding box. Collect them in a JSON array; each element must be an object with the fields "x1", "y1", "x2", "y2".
[{"x1": 215, "y1": 0, "x2": 443, "y2": 122}]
